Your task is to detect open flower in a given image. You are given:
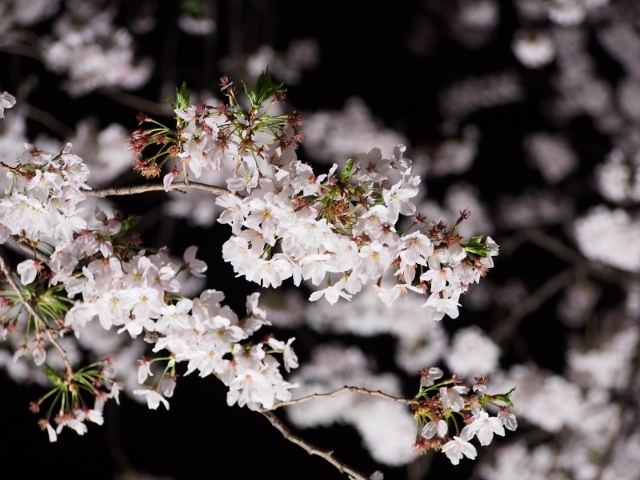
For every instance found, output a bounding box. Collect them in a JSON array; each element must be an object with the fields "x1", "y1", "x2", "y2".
[{"x1": 0, "y1": 91, "x2": 16, "y2": 118}]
